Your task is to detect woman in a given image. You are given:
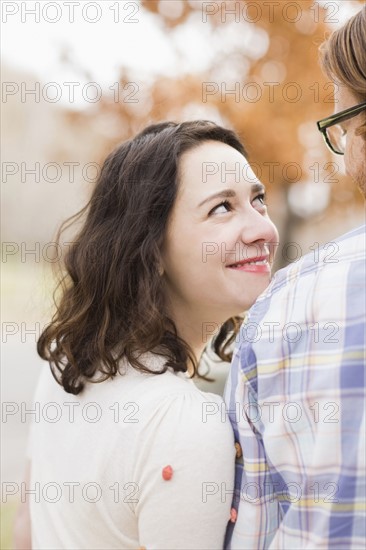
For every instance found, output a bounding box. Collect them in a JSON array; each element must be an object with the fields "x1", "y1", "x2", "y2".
[{"x1": 15, "y1": 120, "x2": 278, "y2": 549}]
